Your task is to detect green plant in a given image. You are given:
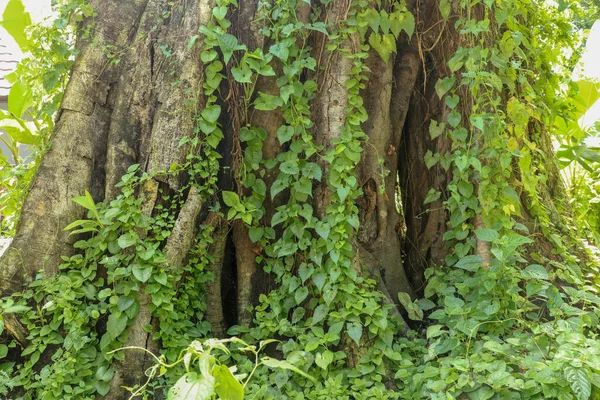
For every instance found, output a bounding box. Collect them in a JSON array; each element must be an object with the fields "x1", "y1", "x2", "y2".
[{"x1": 111, "y1": 337, "x2": 315, "y2": 399}]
